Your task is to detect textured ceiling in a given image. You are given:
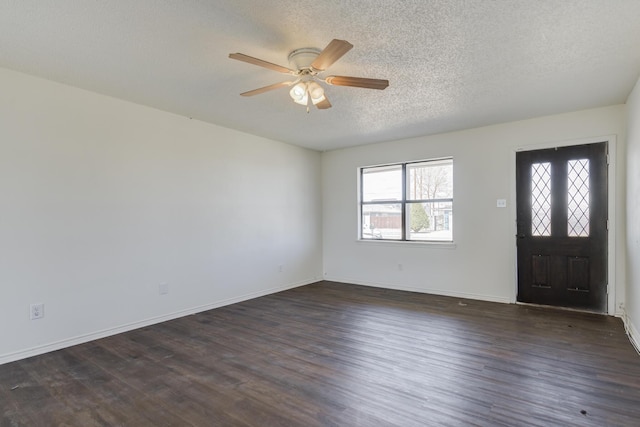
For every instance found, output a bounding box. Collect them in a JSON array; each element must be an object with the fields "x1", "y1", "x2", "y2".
[{"x1": 1, "y1": 1, "x2": 640, "y2": 151}]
